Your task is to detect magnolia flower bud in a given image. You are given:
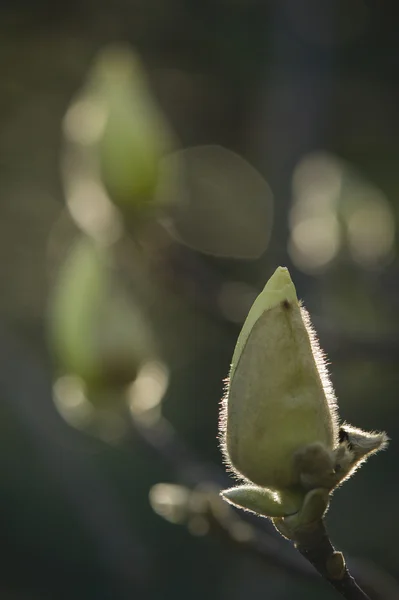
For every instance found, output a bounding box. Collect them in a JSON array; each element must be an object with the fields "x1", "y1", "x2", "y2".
[
  {"x1": 221, "y1": 267, "x2": 338, "y2": 490},
  {"x1": 94, "y1": 45, "x2": 175, "y2": 212},
  {"x1": 48, "y1": 236, "x2": 156, "y2": 393},
  {"x1": 219, "y1": 267, "x2": 388, "y2": 520},
  {"x1": 62, "y1": 44, "x2": 177, "y2": 231}
]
